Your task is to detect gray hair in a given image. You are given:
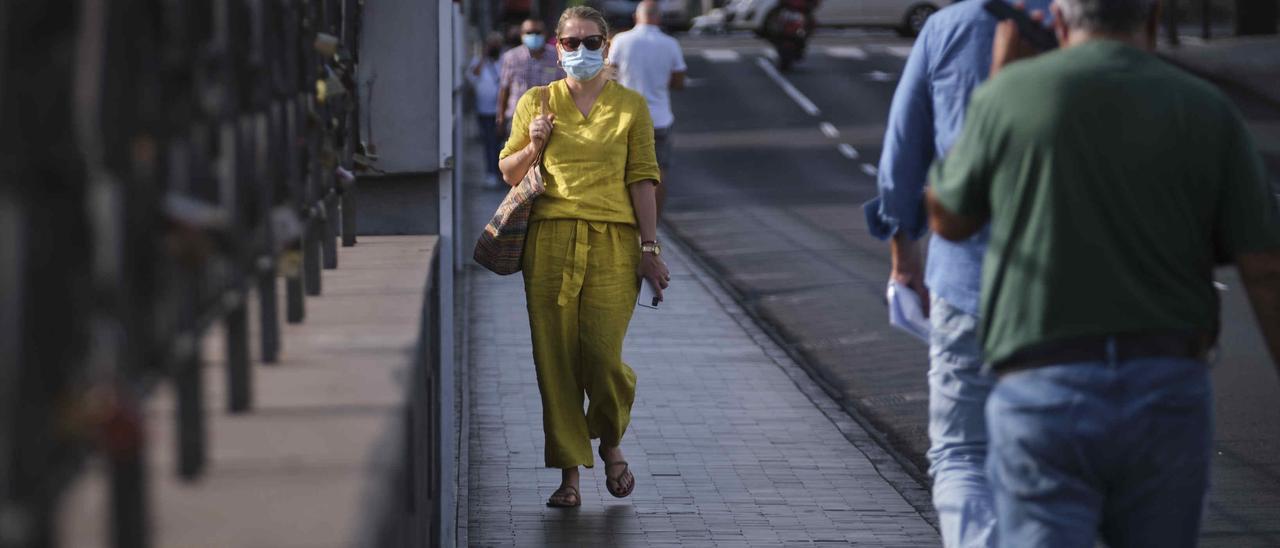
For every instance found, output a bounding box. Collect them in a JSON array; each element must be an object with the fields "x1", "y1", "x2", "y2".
[{"x1": 1053, "y1": 0, "x2": 1157, "y2": 33}]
